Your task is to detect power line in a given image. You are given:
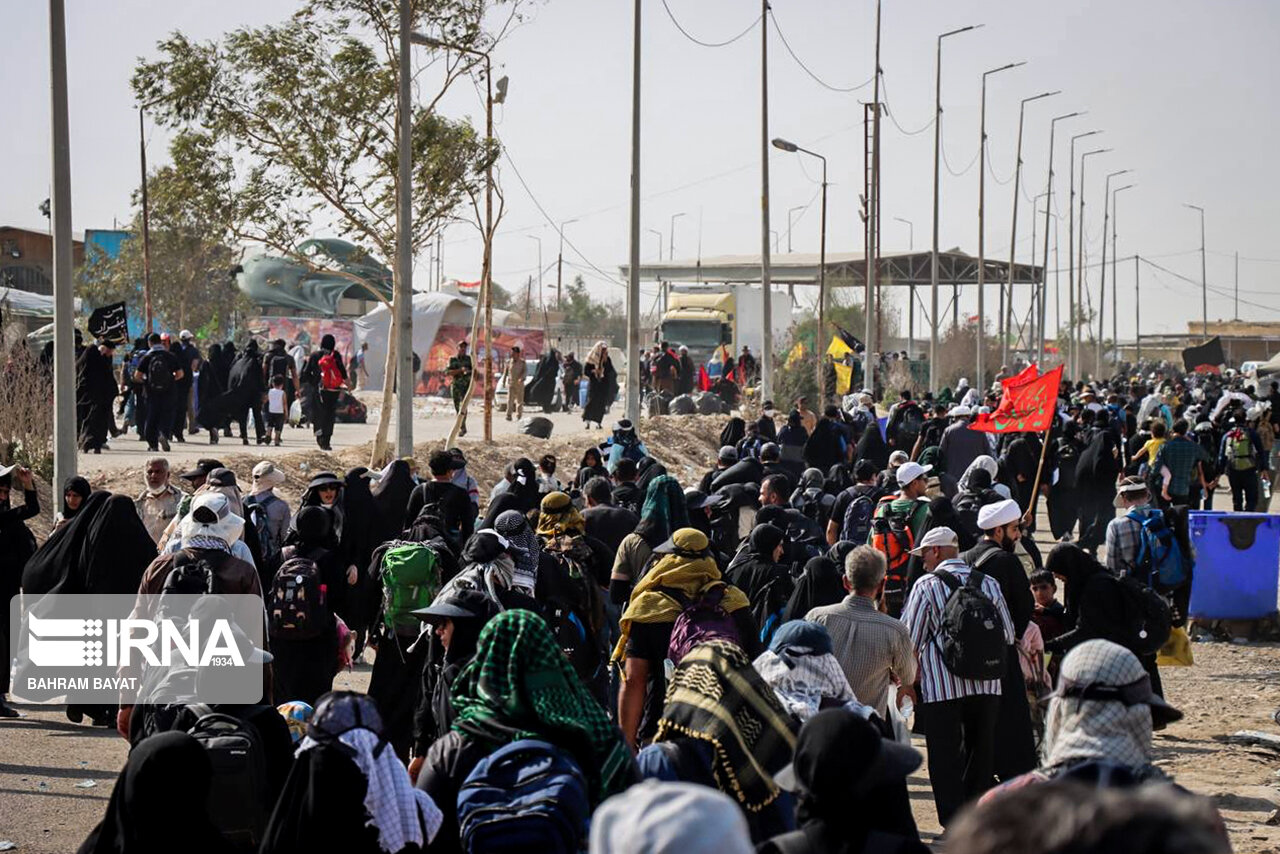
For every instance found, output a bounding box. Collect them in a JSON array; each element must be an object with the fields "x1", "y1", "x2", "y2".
[
  {"x1": 941, "y1": 119, "x2": 980, "y2": 177},
  {"x1": 1140, "y1": 256, "x2": 1280, "y2": 313},
  {"x1": 985, "y1": 146, "x2": 1014, "y2": 186},
  {"x1": 768, "y1": 9, "x2": 876, "y2": 93},
  {"x1": 659, "y1": 0, "x2": 761, "y2": 48},
  {"x1": 879, "y1": 74, "x2": 935, "y2": 136}
]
